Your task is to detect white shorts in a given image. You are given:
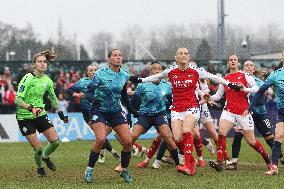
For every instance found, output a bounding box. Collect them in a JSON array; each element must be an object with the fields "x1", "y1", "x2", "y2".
[
  {"x1": 171, "y1": 107, "x2": 200, "y2": 121},
  {"x1": 220, "y1": 110, "x2": 254, "y2": 131},
  {"x1": 199, "y1": 104, "x2": 213, "y2": 125}
]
